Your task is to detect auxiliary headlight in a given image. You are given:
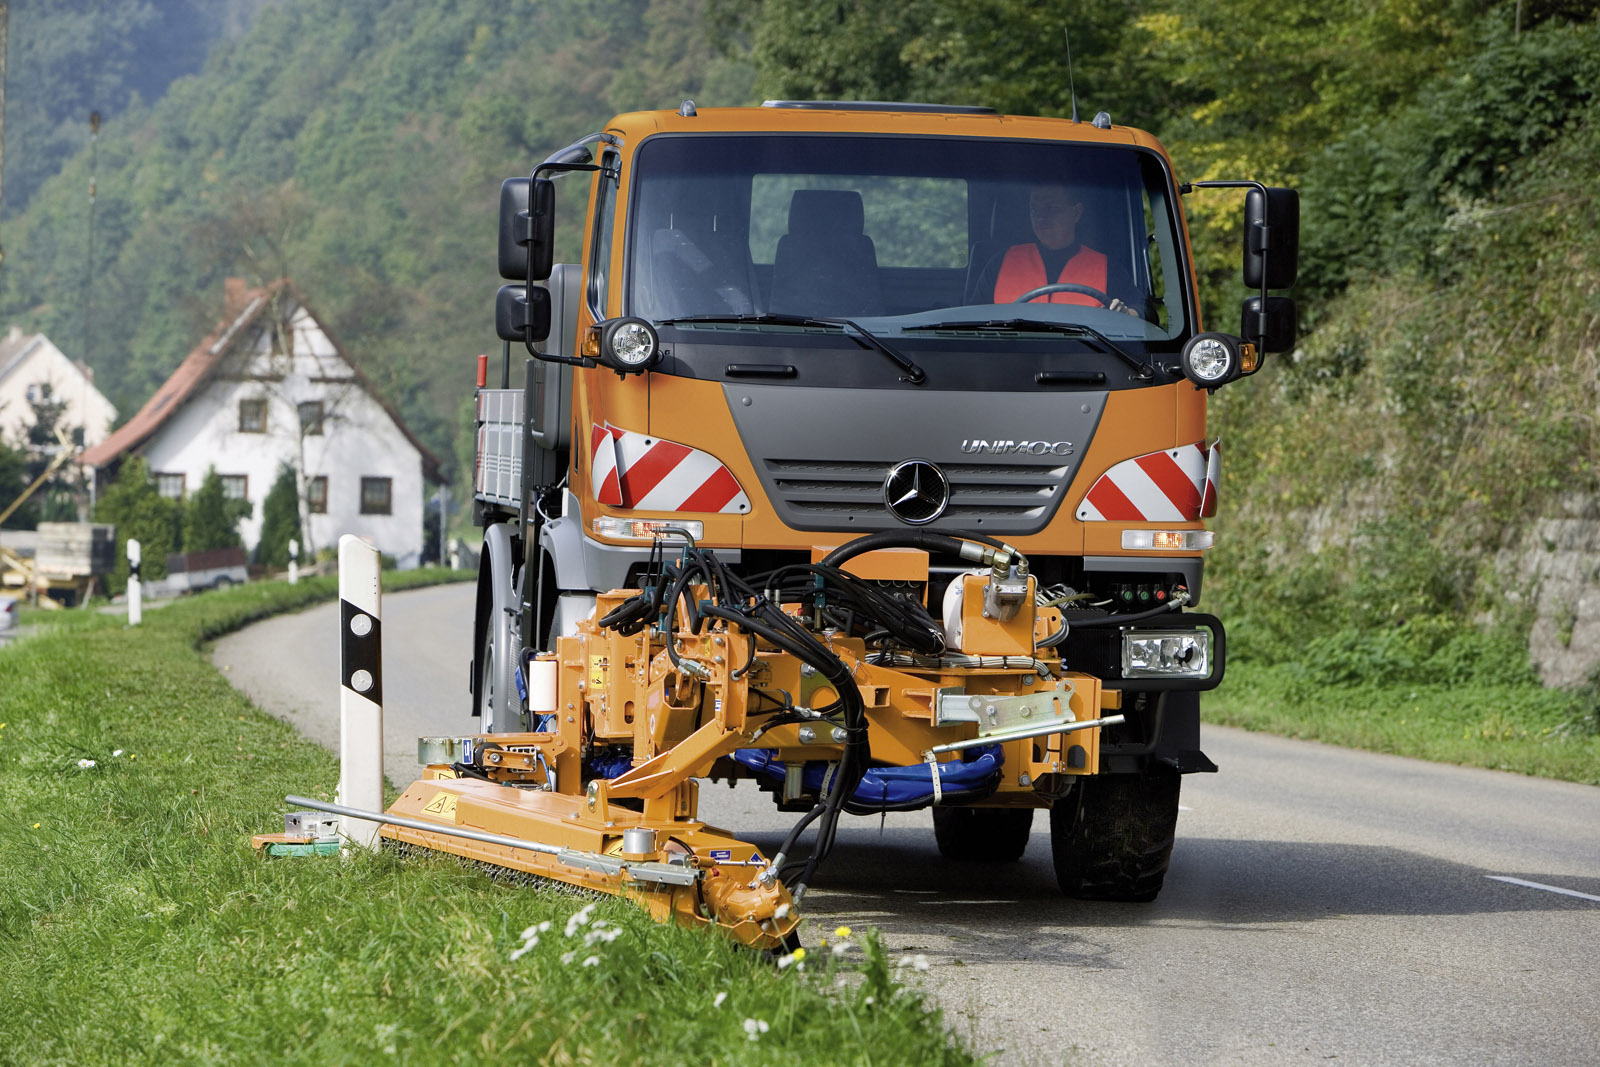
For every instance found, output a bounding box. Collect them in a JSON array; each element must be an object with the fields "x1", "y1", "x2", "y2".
[
  {"x1": 1122, "y1": 630, "x2": 1211, "y2": 678},
  {"x1": 591, "y1": 517, "x2": 702, "y2": 543},
  {"x1": 600, "y1": 317, "x2": 661, "y2": 372},
  {"x1": 1179, "y1": 332, "x2": 1243, "y2": 389}
]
